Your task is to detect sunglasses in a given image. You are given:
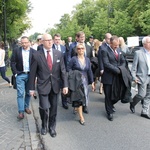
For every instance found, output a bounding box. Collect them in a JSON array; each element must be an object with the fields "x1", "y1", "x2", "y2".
[{"x1": 77, "y1": 47, "x2": 84, "y2": 50}]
